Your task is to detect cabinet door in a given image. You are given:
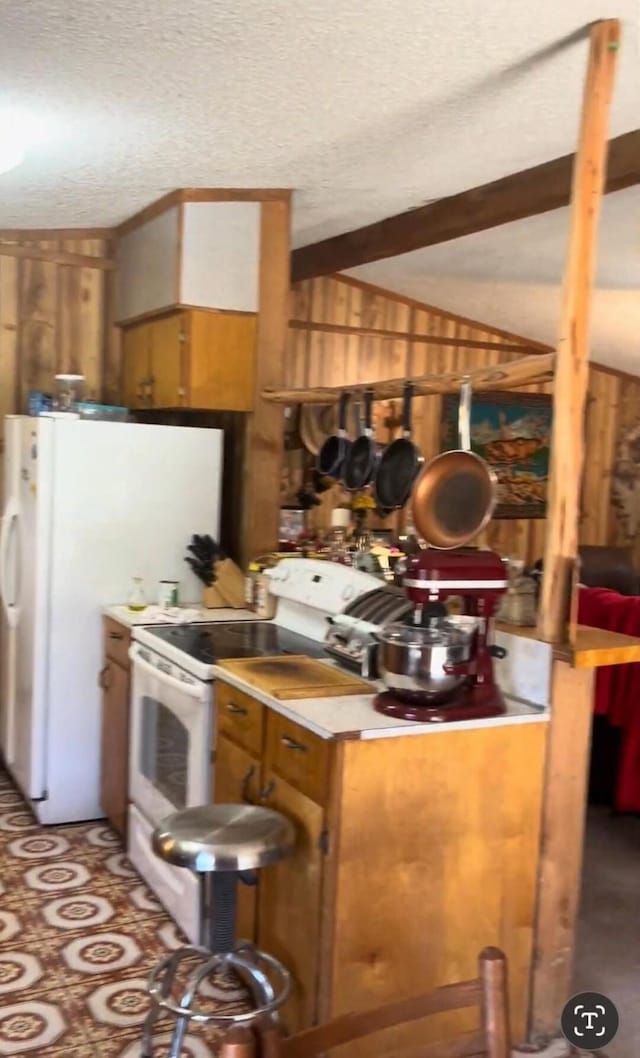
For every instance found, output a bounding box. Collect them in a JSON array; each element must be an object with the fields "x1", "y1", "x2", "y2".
[
  {"x1": 149, "y1": 313, "x2": 187, "y2": 408},
  {"x1": 258, "y1": 772, "x2": 325, "y2": 1032},
  {"x1": 189, "y1": 310, "x2": 256, "y2": 411},
  {"x1": 213, "y1": 734, "x2": 260, "y2": 942},
  {"x1": 122, "y1": 323, "x2": 151, "y2": 408},
  {"x1": 99, "y1": 660, "x2": 130, "y2": 837}
]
